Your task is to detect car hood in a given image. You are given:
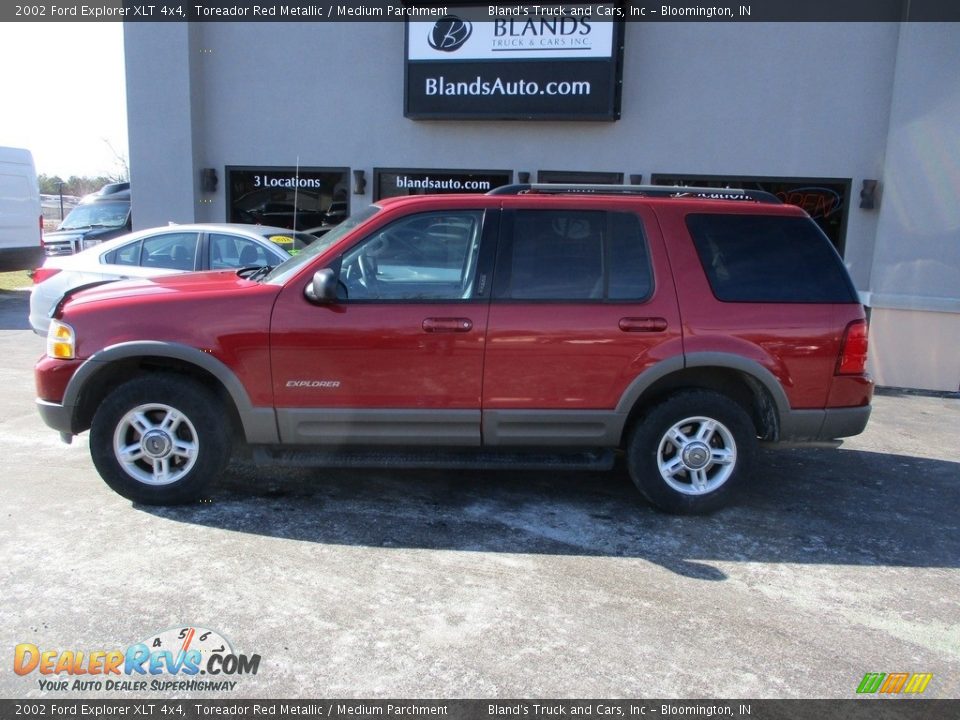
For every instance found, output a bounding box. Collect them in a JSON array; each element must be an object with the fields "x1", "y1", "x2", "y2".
[{"x1": 64, "y1": 270, "x2": 264, "y2": 308}]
